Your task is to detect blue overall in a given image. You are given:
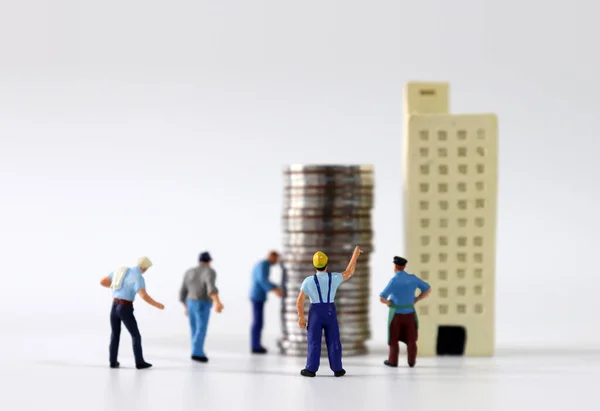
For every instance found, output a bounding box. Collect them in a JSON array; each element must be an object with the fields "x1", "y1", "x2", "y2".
[
  {"x1": 186, "y1": 299, "x2": 212, "y2": 357},
  {"x1": 305, "y1": 273, "x2": 343, "y2": 373}
]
